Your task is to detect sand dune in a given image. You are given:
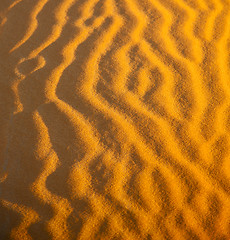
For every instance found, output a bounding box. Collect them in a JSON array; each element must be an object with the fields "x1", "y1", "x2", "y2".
[{"x1": 1, "y1": 0, "x2": 230, "y2": 239}]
